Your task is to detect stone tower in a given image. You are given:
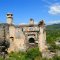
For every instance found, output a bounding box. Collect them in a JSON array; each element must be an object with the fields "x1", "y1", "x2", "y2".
[
  {"x1": 6, "y1": 13, "x2": 13, "y2": 24},
  {"x1": 29, "y1": 18, "x2": 34, "y2": 25},
  {"x1": 38, "y1": 20, "x2": 47, "y2": 52}
]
